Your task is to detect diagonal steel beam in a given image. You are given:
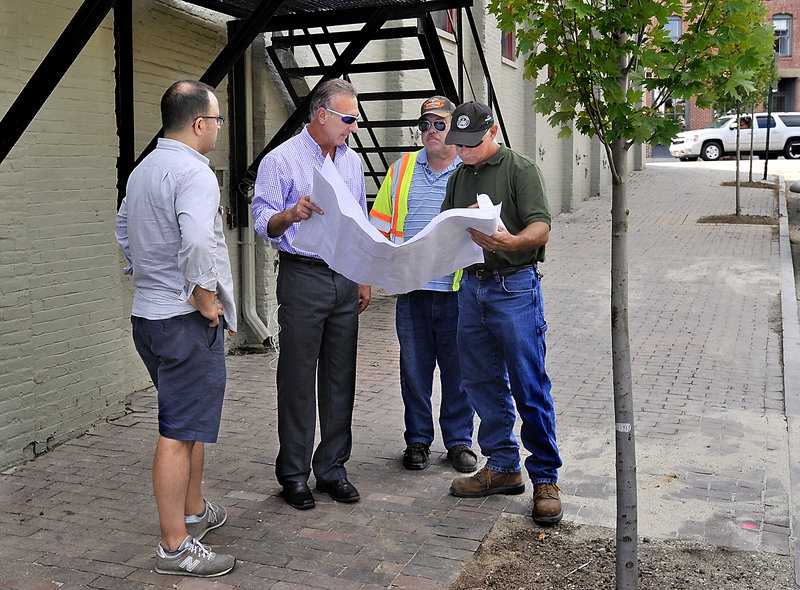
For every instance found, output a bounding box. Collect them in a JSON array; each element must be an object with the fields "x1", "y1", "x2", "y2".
[
  {"x1": 417, "y1": 13, "x2": 458, "y2": 102},
  {"x1": 464, "y1": 6, "x2": 511, "y2": 148},
  {"x1": 247, "y1": 9, "x2": 390, "y2": 178},
  {"x1": 134, "y1": 0, "x2": 284, "y2": 165},
  {"x1": 198, "y1": 0, "x2": 283, "y2": 88},
  {"x1": 0, "y1": 0, "x2": 117, "y2": 164}
]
